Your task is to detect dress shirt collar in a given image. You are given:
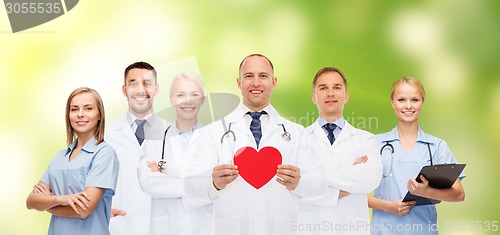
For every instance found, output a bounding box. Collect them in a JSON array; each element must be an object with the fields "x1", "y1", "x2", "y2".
[
  {"x1": 317, "y1": 116, "x2": 345, "y2": 130},
  {"x1": 172, "y1": 120, "x2": 202, "y2": 135},
  {"x1": 239, "y1": 103, "x2": 272, "y2": 118},
  {"x1": 126, "y1": 111, "x2": 154, "y2": 128}
]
